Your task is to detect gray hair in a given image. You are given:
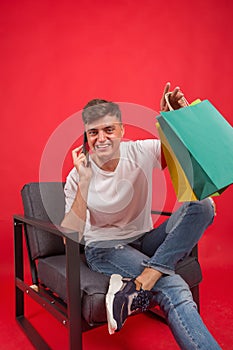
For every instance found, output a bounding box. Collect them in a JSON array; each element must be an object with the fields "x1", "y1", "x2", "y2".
[{"x1": 82, "y1": 99, "x2": 122, "y2": 124}]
